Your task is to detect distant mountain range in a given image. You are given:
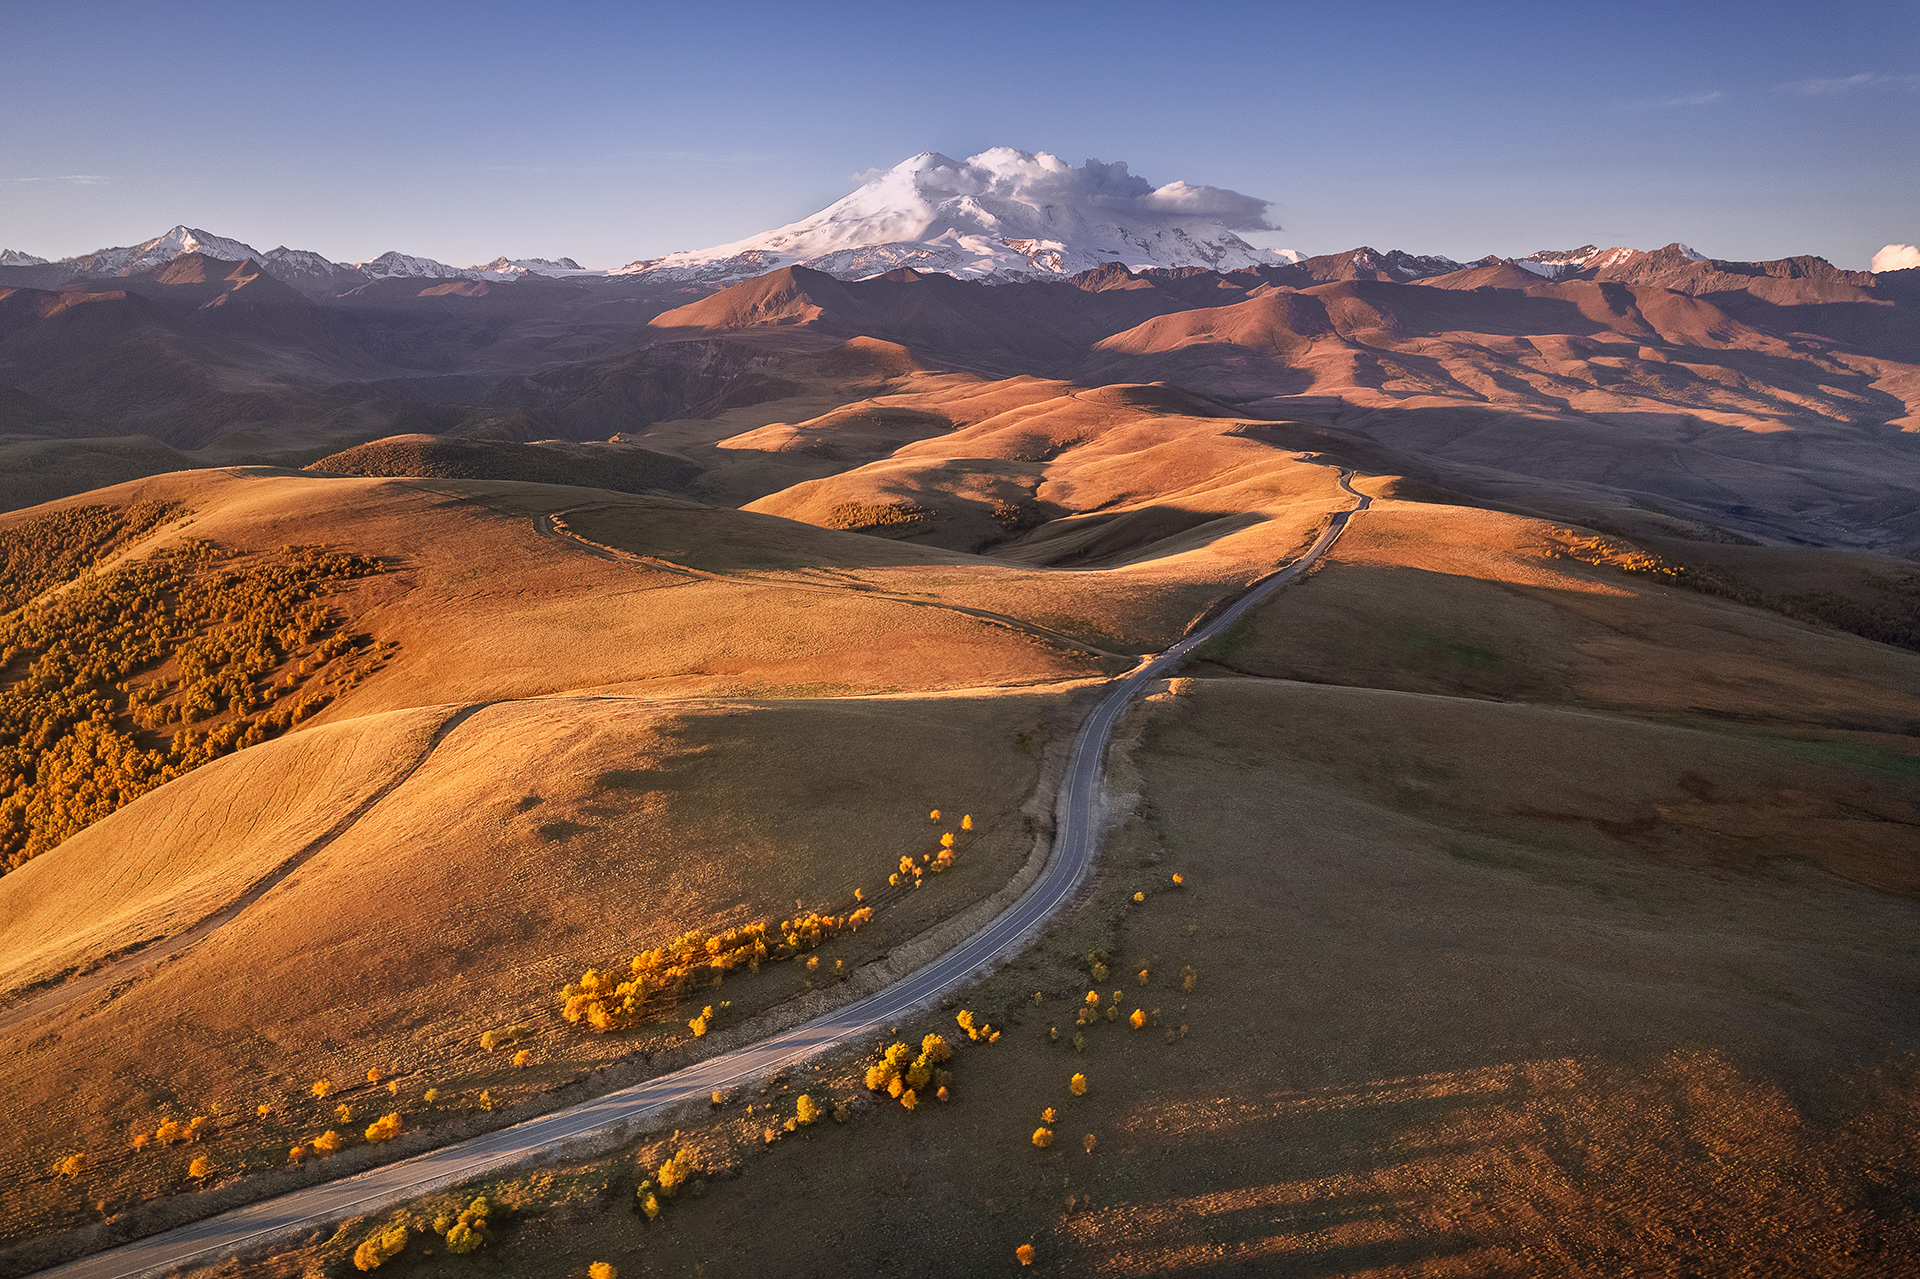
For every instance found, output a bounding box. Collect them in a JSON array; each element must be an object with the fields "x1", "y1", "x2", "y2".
[{"x1": 10, "y1": 147, "x2": 1905, "y2": 300}]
